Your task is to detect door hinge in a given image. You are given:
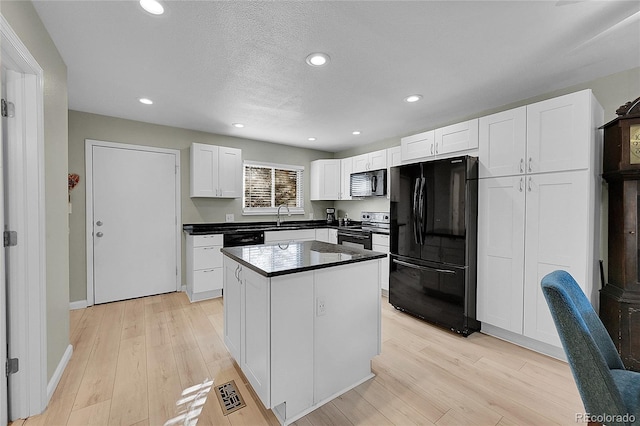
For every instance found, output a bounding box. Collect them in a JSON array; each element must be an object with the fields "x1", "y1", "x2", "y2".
[
  {"x1": 1, "y1": 99, "x2": 15, "y2": 118},
  {"x1": 3, "y1": 230, "x2": 17, "y2": 247},
  {"x1": 6, "y1": 358, "x2": 18, "y2": 376}
]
